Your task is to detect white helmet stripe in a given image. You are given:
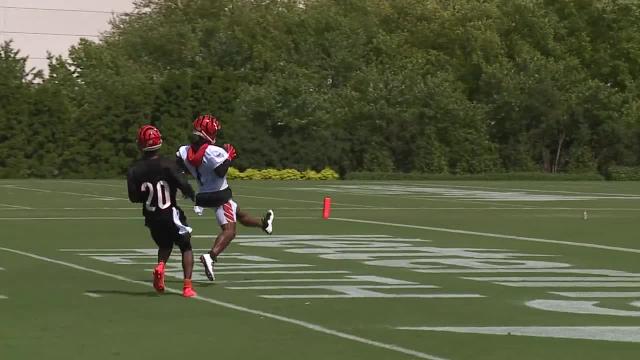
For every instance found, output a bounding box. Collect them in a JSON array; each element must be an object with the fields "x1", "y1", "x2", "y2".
[{"x1": 193, "y1": 130, "x2": 216, "y2": 144}]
